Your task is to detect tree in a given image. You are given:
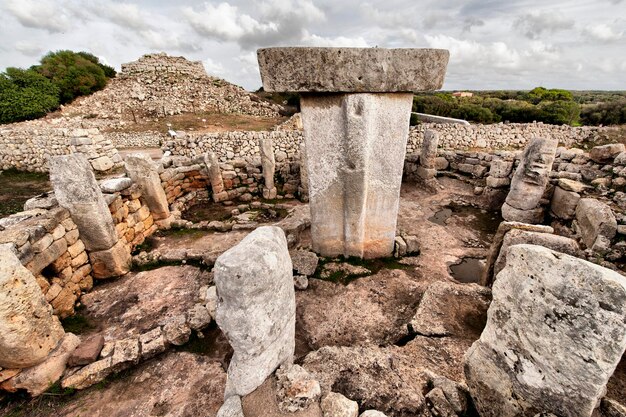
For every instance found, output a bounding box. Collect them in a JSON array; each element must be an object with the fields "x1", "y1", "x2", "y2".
[
  {"x1": 538, "y1": 100, "x2": 581, "y2": 125},
  {"x1": 34, "y1": 50, "x2": 112, "y2": 103},
  {"x1": 0, "y1": 68, "x2": 59, "y2": 124}
]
